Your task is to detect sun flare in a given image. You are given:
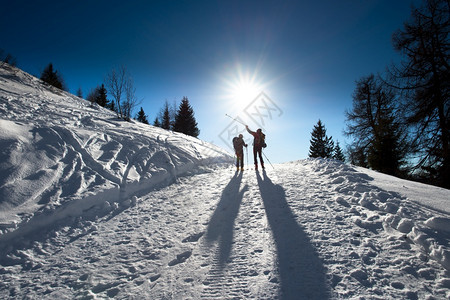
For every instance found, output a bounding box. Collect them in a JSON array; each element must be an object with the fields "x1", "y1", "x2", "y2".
[
  {"x1": 231, "y1": 79, "x2": 261, "y2": 104},
  {"x1": 221, "y1": 65, "x2": 265, "y2": 110}
]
